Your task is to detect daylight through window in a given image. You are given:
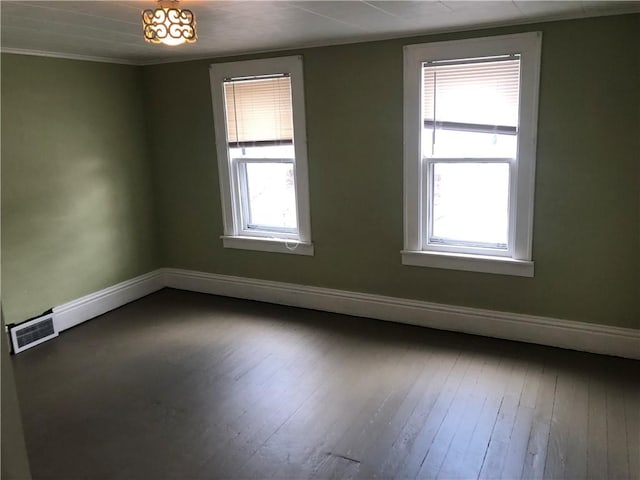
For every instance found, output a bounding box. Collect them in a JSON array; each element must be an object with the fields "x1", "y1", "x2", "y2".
[
  {"x1": 210, "y1": 56, "x2": 313, "y2": 255},
  {"x1": 402, "y1": 33, "x2": 541, "y2": 276},
  {"x1": 423, "y1": 55, "x2": 520, "y2": 251}
]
